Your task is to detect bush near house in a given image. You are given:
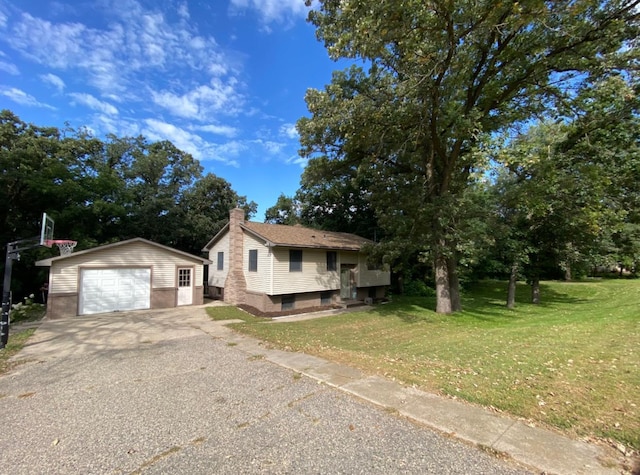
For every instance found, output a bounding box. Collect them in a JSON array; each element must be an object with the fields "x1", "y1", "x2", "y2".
[{"x1": 10, "y1": 295, "x2": 45, "y2": 324}]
